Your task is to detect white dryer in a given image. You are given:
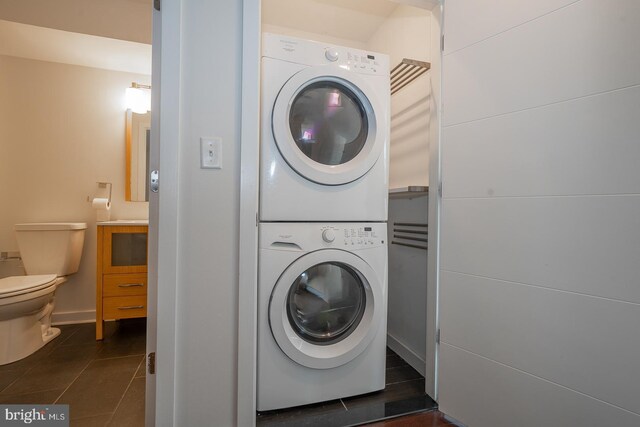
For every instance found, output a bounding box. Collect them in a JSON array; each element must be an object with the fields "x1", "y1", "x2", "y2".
[
  {"x1": 257, "y1": 222, "x2": 388, "y2": 411},
  {"x1": 260, "y1": 33, "x2": 390, "y2": 222}
]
